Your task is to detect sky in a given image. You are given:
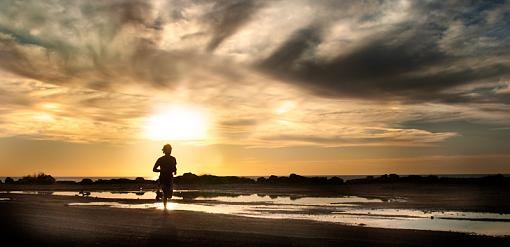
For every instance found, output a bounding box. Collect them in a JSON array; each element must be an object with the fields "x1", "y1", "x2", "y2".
[{"x1": 0, "y1": 0, "x2": 510, "y2": 177}]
